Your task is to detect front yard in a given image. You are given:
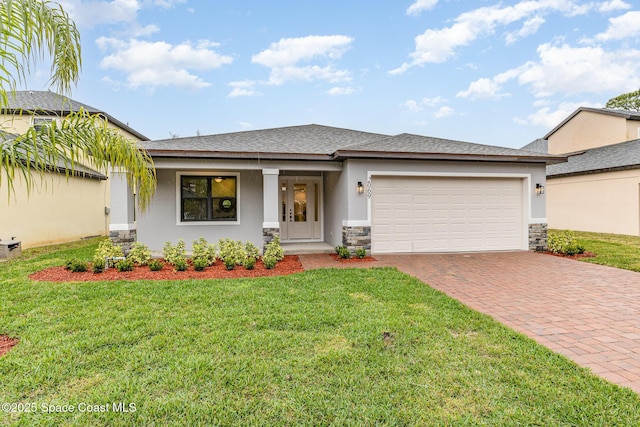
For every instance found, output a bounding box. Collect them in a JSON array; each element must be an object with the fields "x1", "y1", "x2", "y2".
[
  {"x1": 1, "y1": 239, "x2": 639, "y2": 426},
  {"x1": 569, "y1": 230, "x2": 640, "y2": 272}
]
